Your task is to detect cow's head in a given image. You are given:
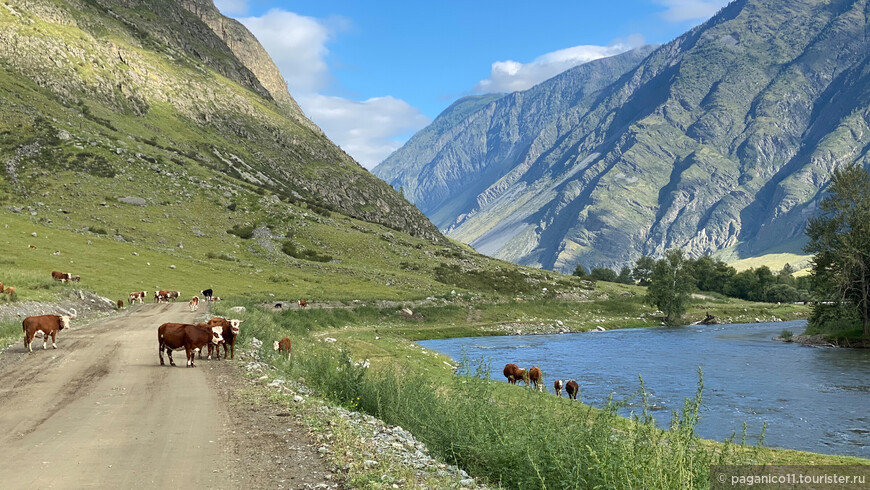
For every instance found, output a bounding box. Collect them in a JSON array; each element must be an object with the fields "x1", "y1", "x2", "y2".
[
  {"x1": 59, "y1": 315, "x2": 71, "y2": 330},
  {"x1": 229, "y1": 319, "x2": 242, "y2": 335},
  {"x1": 211, "y1": 327, "x2": 224, "y2": 344},
  {"x1": 273, "y1": 340, "x2": 280, "y2": 351}
]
